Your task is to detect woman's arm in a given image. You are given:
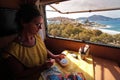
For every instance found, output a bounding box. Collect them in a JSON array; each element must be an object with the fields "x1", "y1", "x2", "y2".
[
  {"x1": 47, "y1": 49, "x2": 56, "y2": 58},
  {"x1": 47, "y1": 49, "x2": 65, "y2": 61}
]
